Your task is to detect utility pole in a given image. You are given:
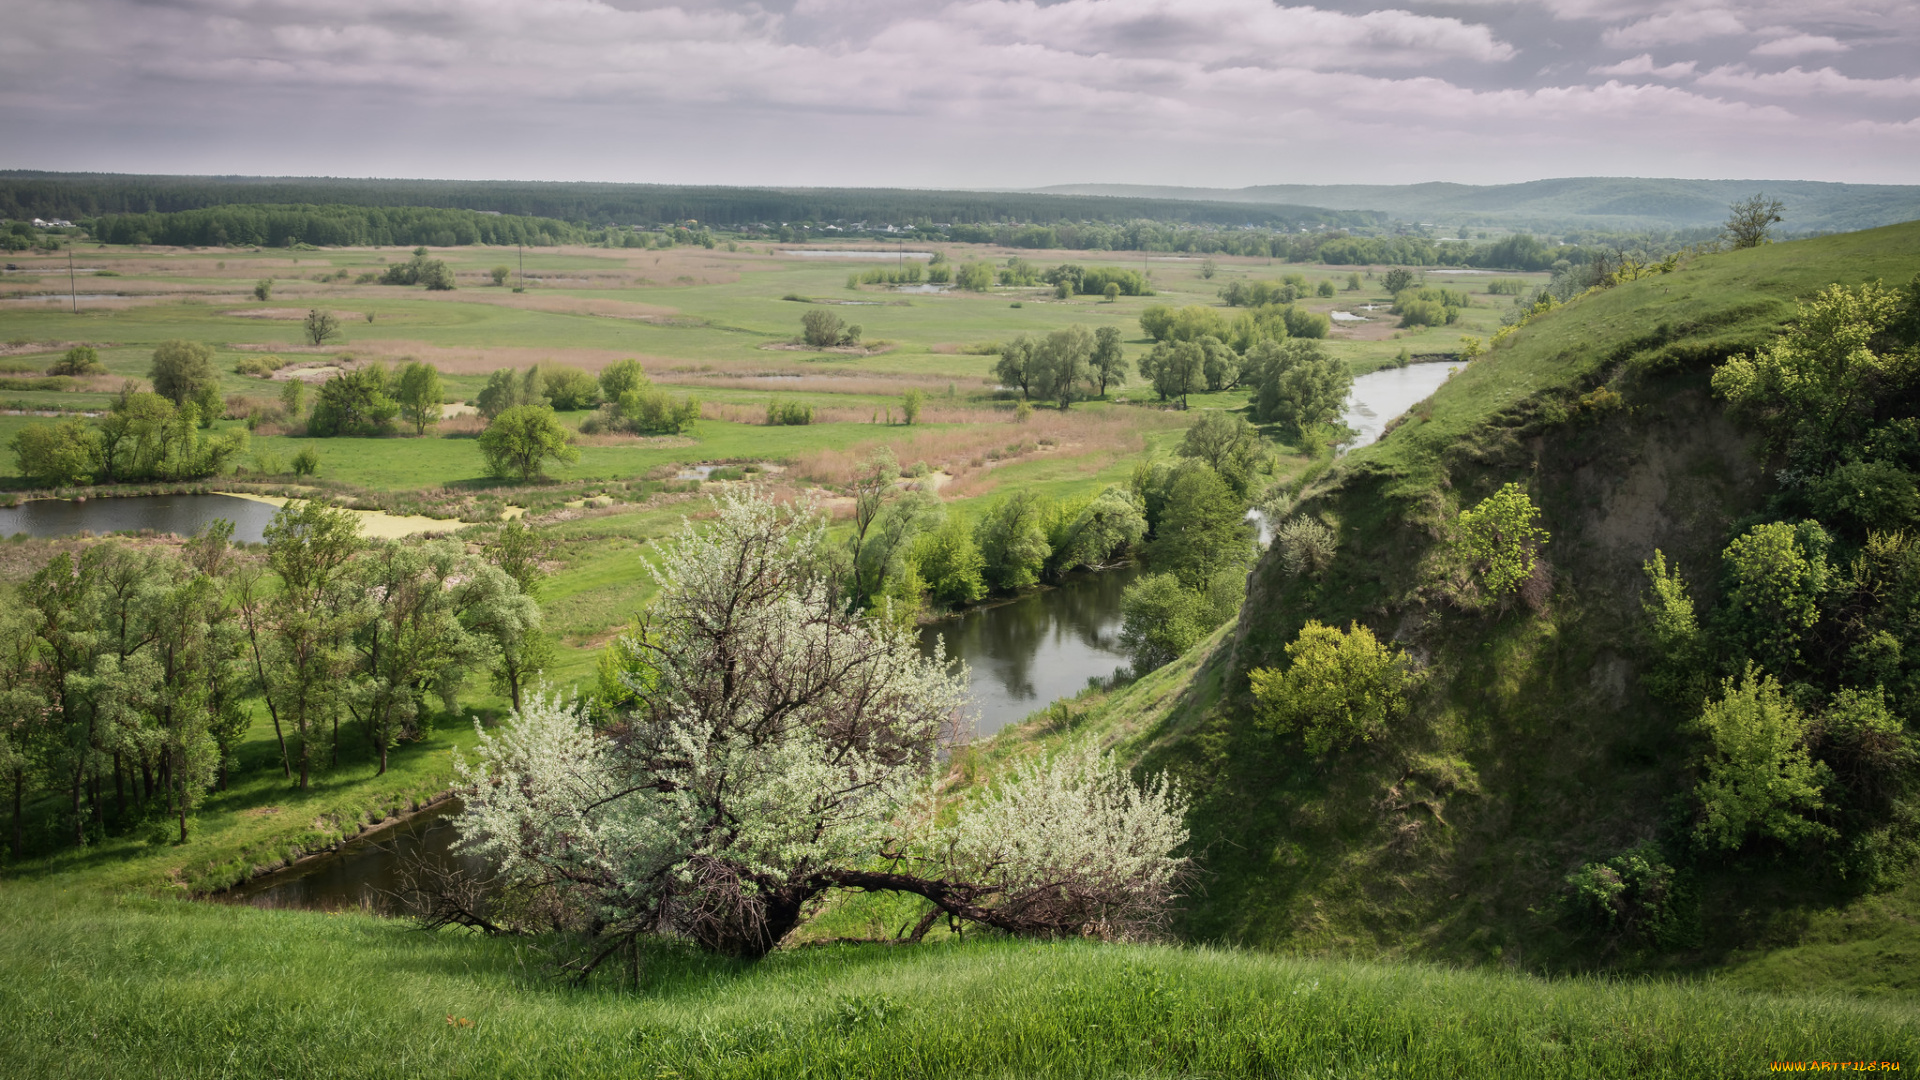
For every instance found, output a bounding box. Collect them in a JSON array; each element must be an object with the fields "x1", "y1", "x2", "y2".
[{"x1": 68, "y1": 243, "x2": 77, "y2": 314}]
